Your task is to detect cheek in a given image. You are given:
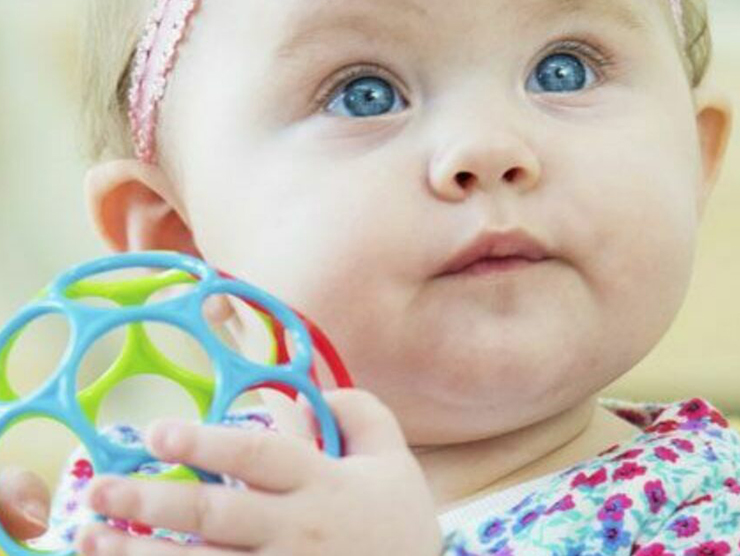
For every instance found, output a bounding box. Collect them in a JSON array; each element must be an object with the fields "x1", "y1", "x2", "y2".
[
  {"x1": 183, "y1": 151, "x2": 399, "y2": 322},
  {"x1": 553, "y1": 125, "x2": 701, "y2": 358}
]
